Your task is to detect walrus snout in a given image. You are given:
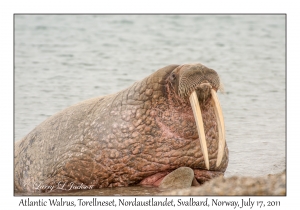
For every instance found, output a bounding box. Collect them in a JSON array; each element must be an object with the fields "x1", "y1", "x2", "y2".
[{"x1": 177, "y1": 63, "x2": 220, "y2": 99}]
